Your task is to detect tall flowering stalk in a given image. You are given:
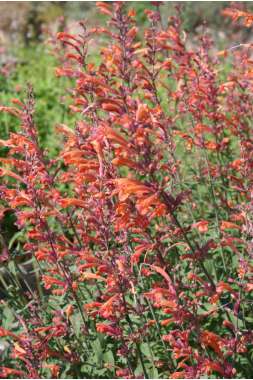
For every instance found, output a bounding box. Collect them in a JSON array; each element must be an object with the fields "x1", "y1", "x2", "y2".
[{"x1": 0, "y1": 3, "x2": 252, "y2": 379}]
